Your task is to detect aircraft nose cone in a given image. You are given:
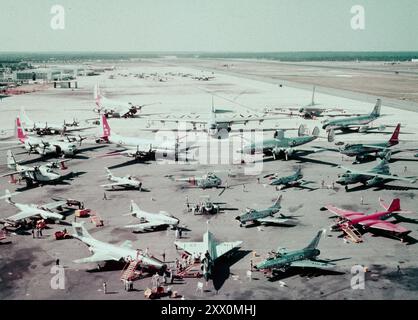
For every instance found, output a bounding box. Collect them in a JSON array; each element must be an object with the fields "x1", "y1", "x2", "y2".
[{"x1": 235, "y1": 216, "x2": 241, "y2": 221}]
